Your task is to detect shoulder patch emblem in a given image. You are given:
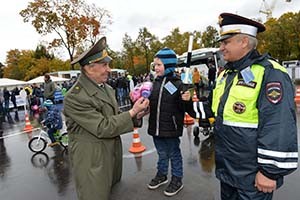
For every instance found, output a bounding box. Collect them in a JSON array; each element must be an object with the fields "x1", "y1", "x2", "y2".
[
  {"x1": 266, "y1": 82, "x2": 282, "y2": 104},
  {"x1": 233, "y1": 102, "x2": 246, "y2": 114}
]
